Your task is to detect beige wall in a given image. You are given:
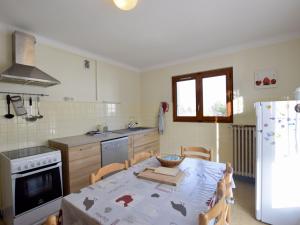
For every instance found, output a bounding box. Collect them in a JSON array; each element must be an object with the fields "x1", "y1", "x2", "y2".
[{"x1": 140, "y1": 38, "x2": 300, "y2": 163}]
